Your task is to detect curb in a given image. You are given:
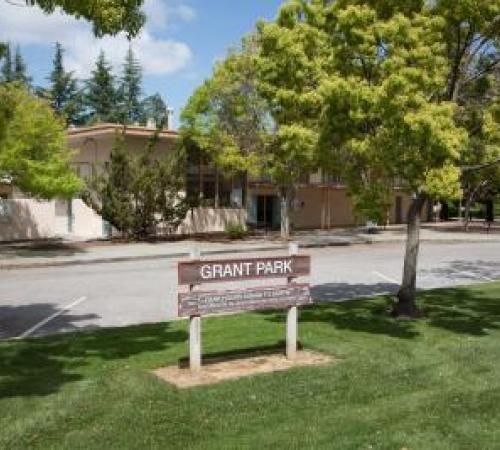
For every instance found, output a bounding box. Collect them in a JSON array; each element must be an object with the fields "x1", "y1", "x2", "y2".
[
  {"x1": 0, "y1": 244, "x2": 287, "y2": 270},
  {"x1": 0, "y1": 240, "x2": 353, "y2": 270},
  {"x1": 1, "y1": 237, "x2": 499, "y2": 270}
]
